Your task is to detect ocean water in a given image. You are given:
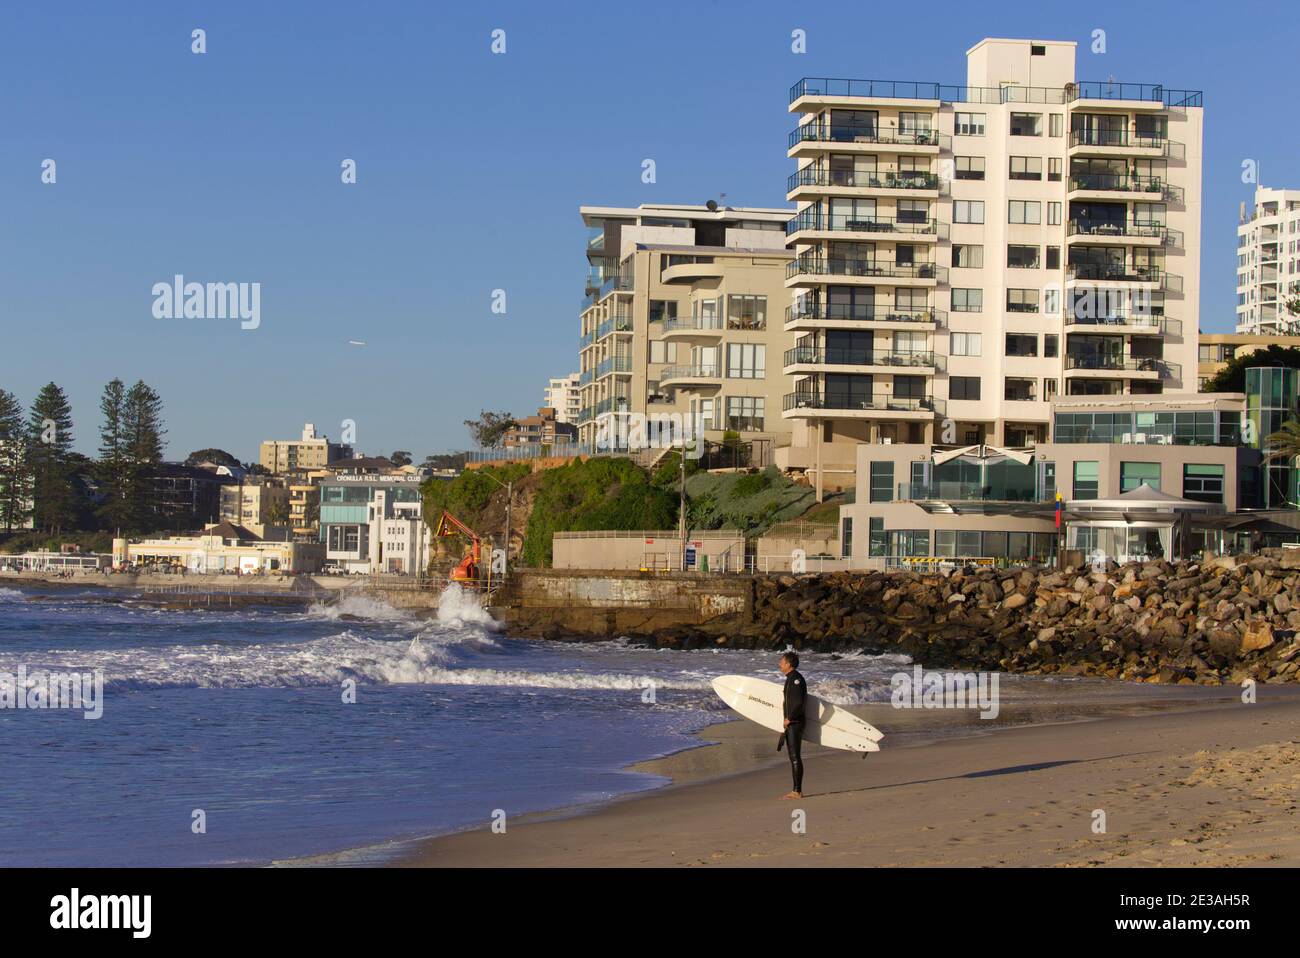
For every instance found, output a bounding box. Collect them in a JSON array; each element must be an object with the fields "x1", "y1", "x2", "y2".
[{"x1": 0, "y1": 584, "x2": 916, "y2": 867}]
